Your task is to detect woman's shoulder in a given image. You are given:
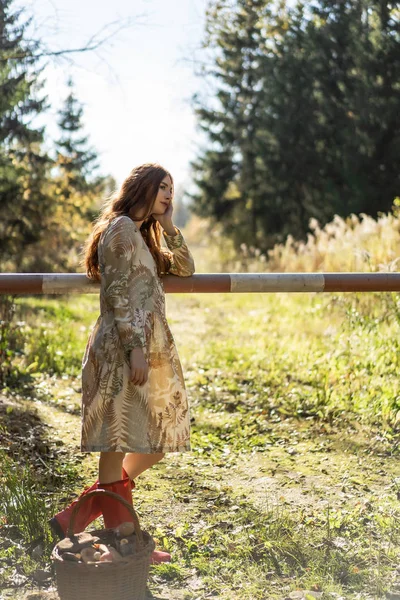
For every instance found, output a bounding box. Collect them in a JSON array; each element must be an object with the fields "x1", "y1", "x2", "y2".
[
  {"x1": 101, "y1": 214, "x2": 140, "y2": 243},
  {"x1": 109, "y1": 214, "x2": 140, "y2": 232}
]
